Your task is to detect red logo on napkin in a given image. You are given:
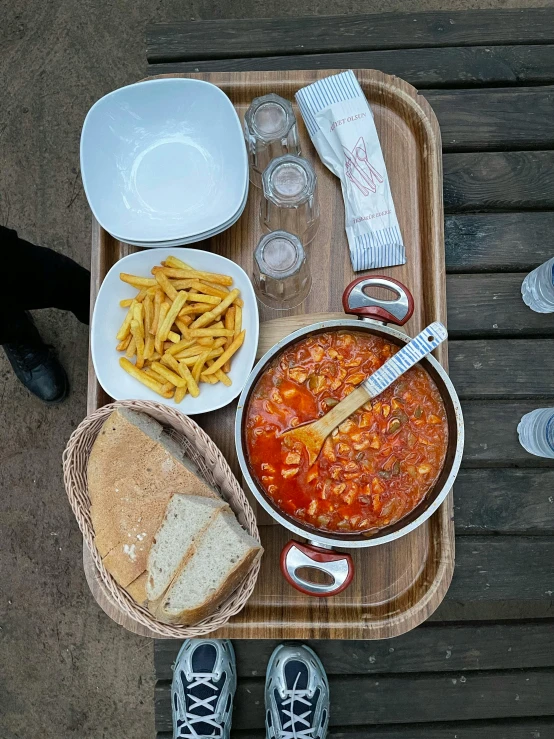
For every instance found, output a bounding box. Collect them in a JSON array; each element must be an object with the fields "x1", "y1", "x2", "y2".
[{"x1": 343, "y1": 137, "x2": 384, "y2": 196}]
